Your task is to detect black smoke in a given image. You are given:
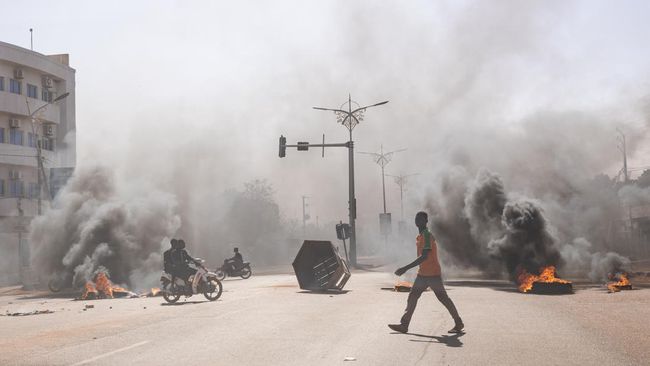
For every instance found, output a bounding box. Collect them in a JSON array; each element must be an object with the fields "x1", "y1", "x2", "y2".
[
  {"x1": 488, "y1": 200, "x2": 562, "y2": 280},
  {"x1": 428, "y1": 168, "x2": 629, "y2": 282},
  {"x1": 29, "y1": 166, "x2": 180, "y2": 291}
]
